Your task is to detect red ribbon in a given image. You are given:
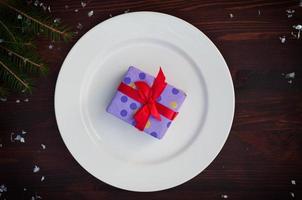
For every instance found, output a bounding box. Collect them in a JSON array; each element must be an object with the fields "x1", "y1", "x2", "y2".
[{"x1": 118, "y1": 68, "x2": 178, "y2": 131}]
